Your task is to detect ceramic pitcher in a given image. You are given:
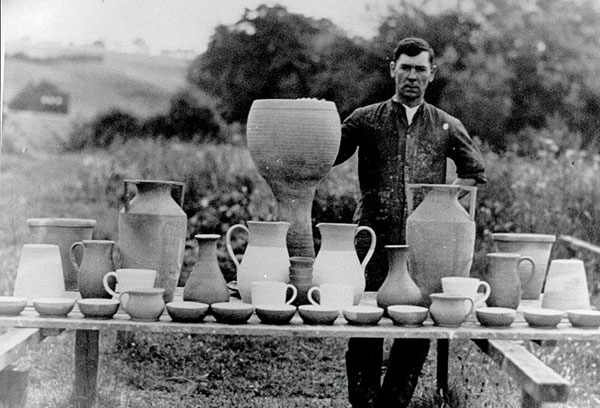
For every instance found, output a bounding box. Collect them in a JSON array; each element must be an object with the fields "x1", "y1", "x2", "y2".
[
  {"x1": 70, "y1": 240, "x2": 116, "y2": 299},
  {"x1": 406, "y1": 184, "x2": 477, "y2": 298},
  {"x1": 312, "y1": 223, "x2": 376, "y2": 305},
  {"x1": 492, "y1": 233, "x2": 556, "y2": 300},
  {"x1": 376, "y1": 245, "x2": 423, "y2": 312},
  {"x1": 483, "y1": 253, "x2": 536, "y2": 309},
  {"x1": 183, "y1": 234, "x2": 230, "y2": 305},
  {"x1": 226, "y1": 221, "x2": 291, "y2": 303}
]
